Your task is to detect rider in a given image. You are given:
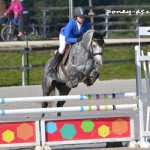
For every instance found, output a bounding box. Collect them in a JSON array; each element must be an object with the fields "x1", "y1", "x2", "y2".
[
  {"x1": 0, "y1": 0, "x2": 23, "y2": 36},
  {"x1": 18, "y1": 0, "x2": 28, "y2": 37},
  {"x1": 47, "y1": 7, "x2": 91, "y2": 77}
]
